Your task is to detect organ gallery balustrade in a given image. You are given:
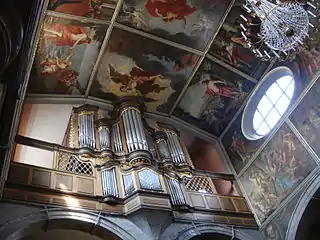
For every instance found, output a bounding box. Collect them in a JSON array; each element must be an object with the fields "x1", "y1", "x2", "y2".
[{"x1": 6, "y1": 100, "x2": 256, "y2": 227}]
